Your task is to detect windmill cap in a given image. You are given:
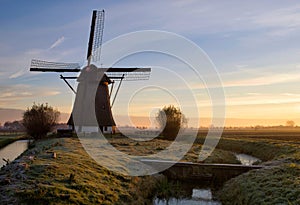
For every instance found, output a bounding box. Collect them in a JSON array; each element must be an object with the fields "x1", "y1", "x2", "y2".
[{"x1": 77, "y1": 64, "x2": 113, "y2": 84}]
